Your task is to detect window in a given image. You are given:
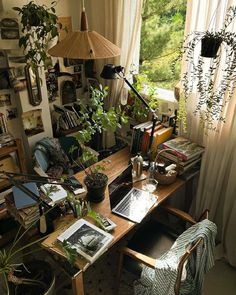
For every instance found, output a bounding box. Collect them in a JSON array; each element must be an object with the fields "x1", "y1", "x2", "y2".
[{"x1": 140, "y1": 0, "x2": 187, "y2": 92}]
